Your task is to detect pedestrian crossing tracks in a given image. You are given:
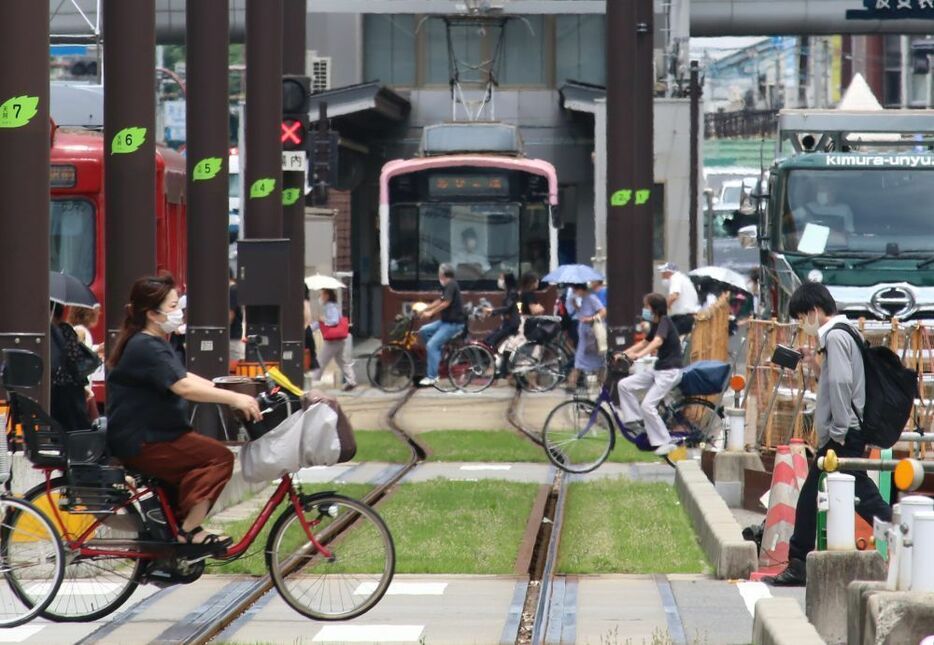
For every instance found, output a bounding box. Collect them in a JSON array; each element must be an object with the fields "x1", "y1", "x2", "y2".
[{"x1": 8, "y1": 574, "x2": 805, "y2": 645}]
